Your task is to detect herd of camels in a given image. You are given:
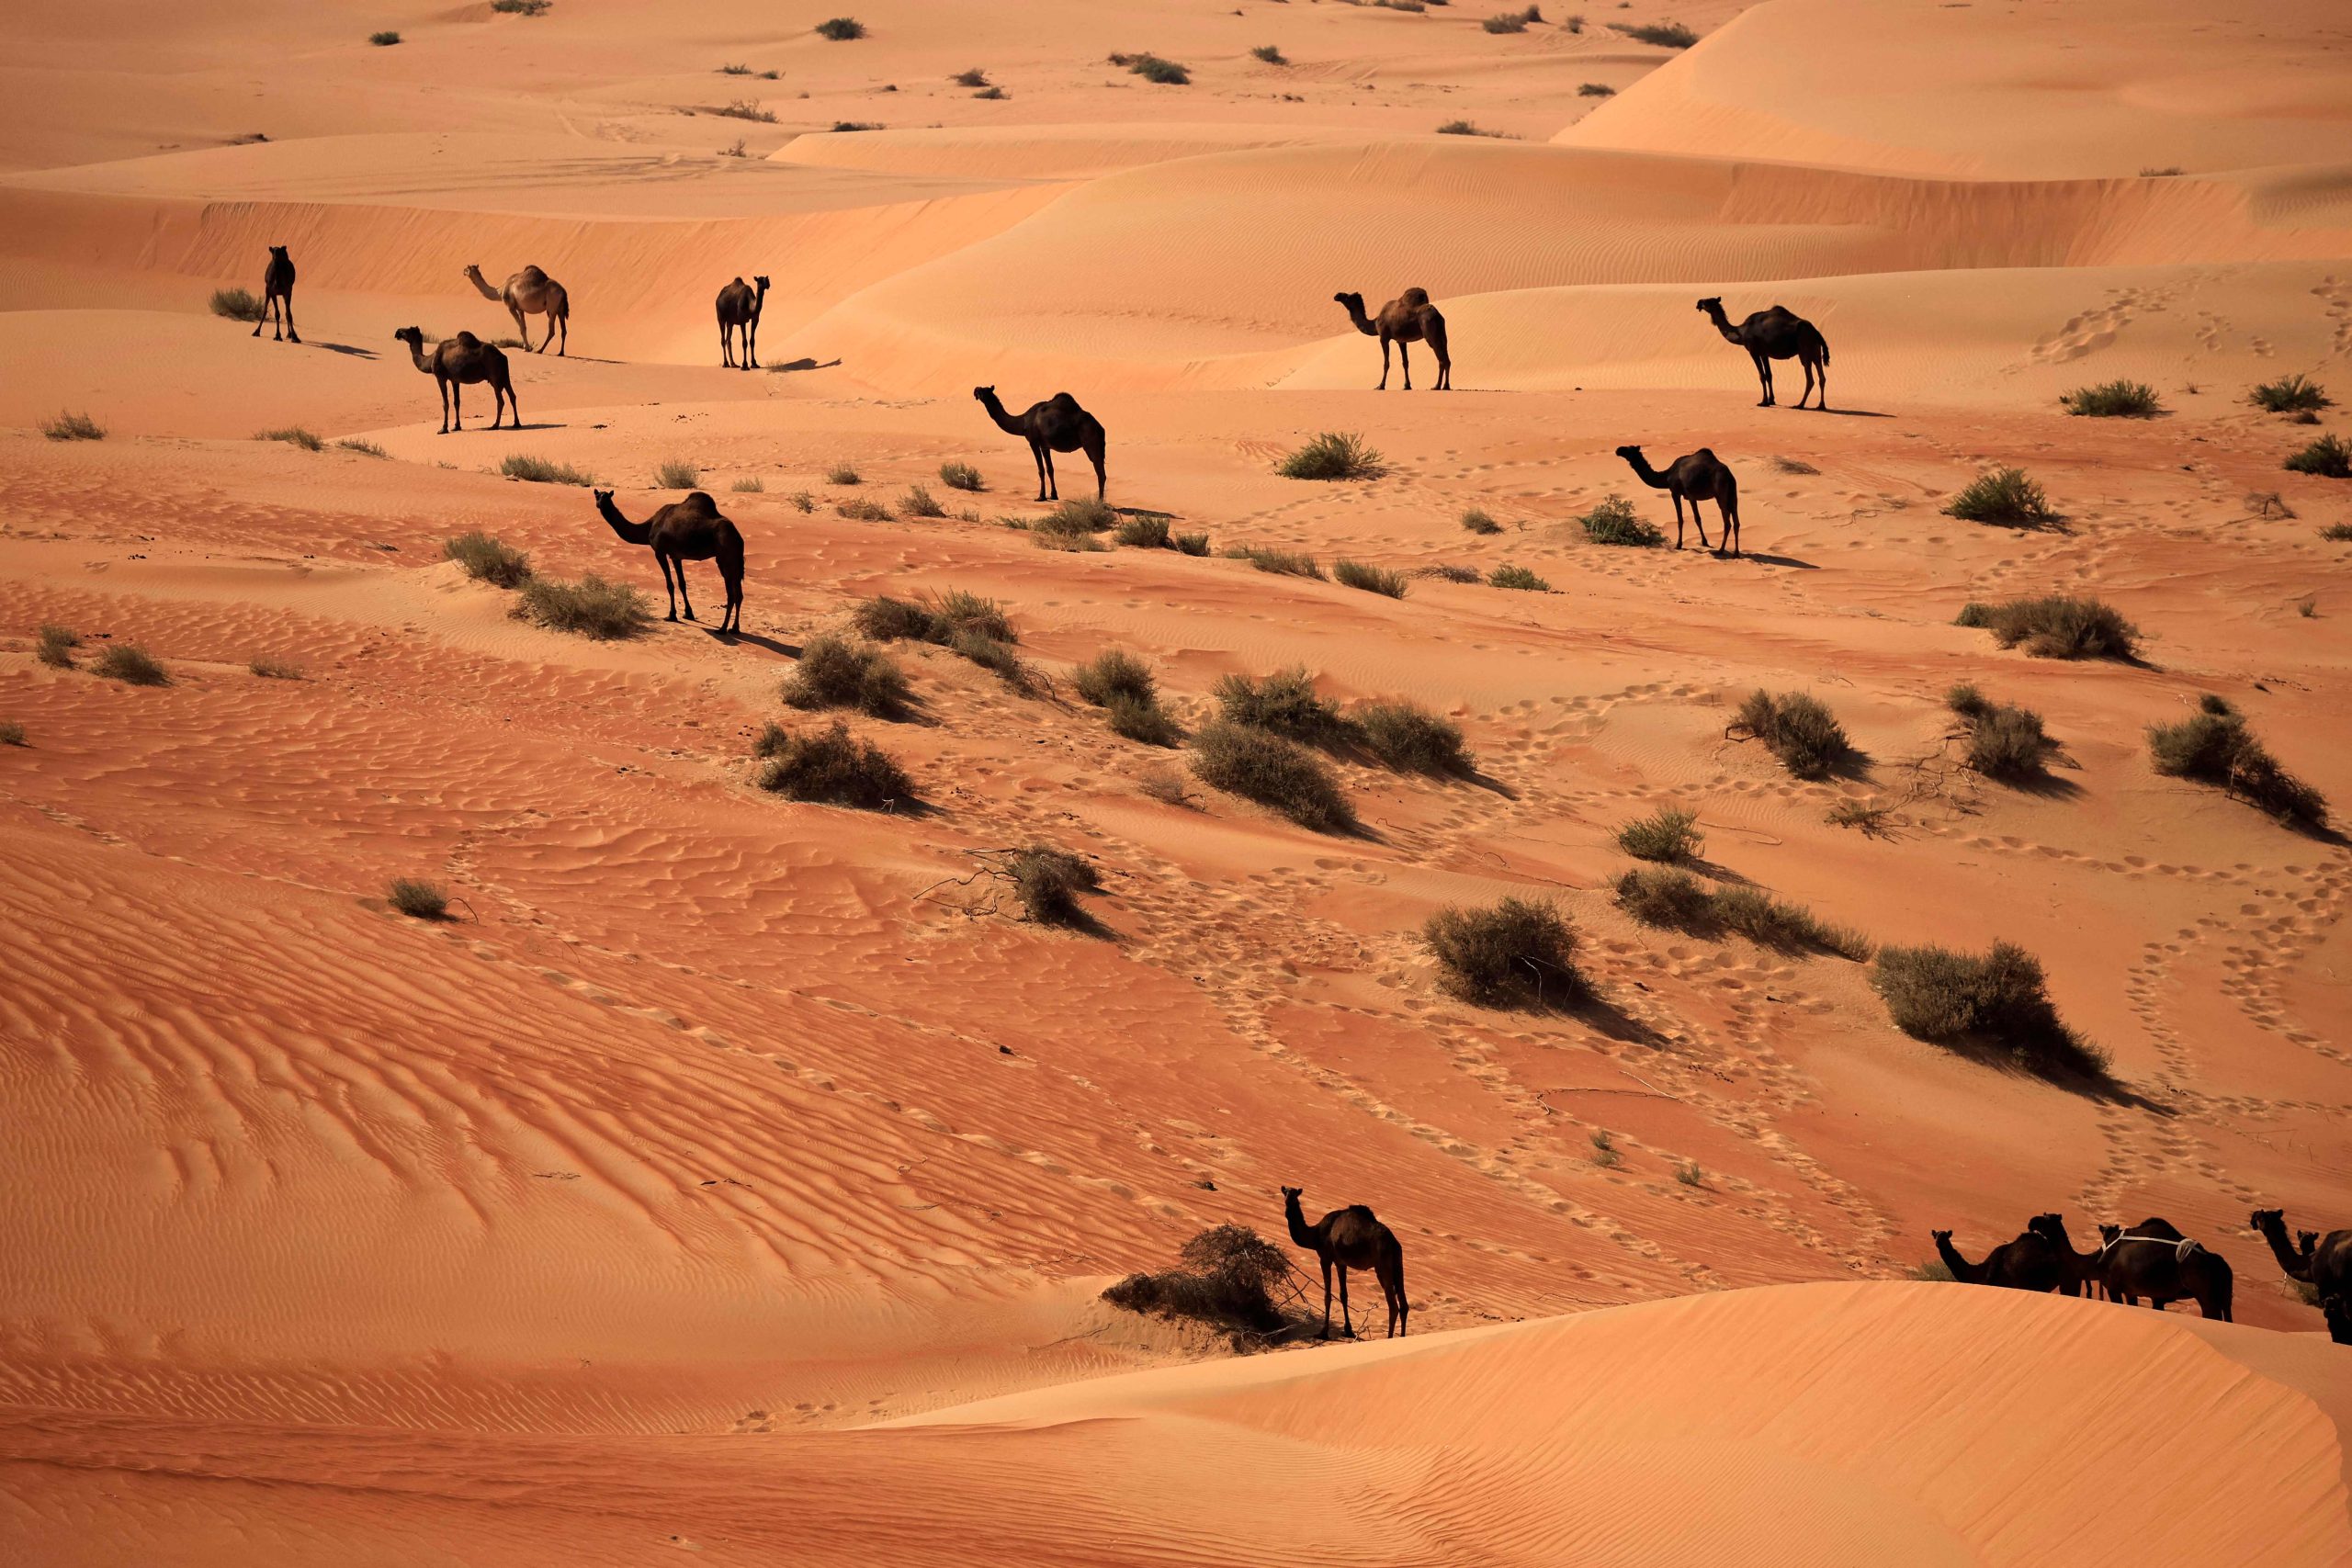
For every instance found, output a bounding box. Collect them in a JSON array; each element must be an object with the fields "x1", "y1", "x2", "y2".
[{"x1": 240, "y1": 245, "x2": 2350, "y2": 1349}]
